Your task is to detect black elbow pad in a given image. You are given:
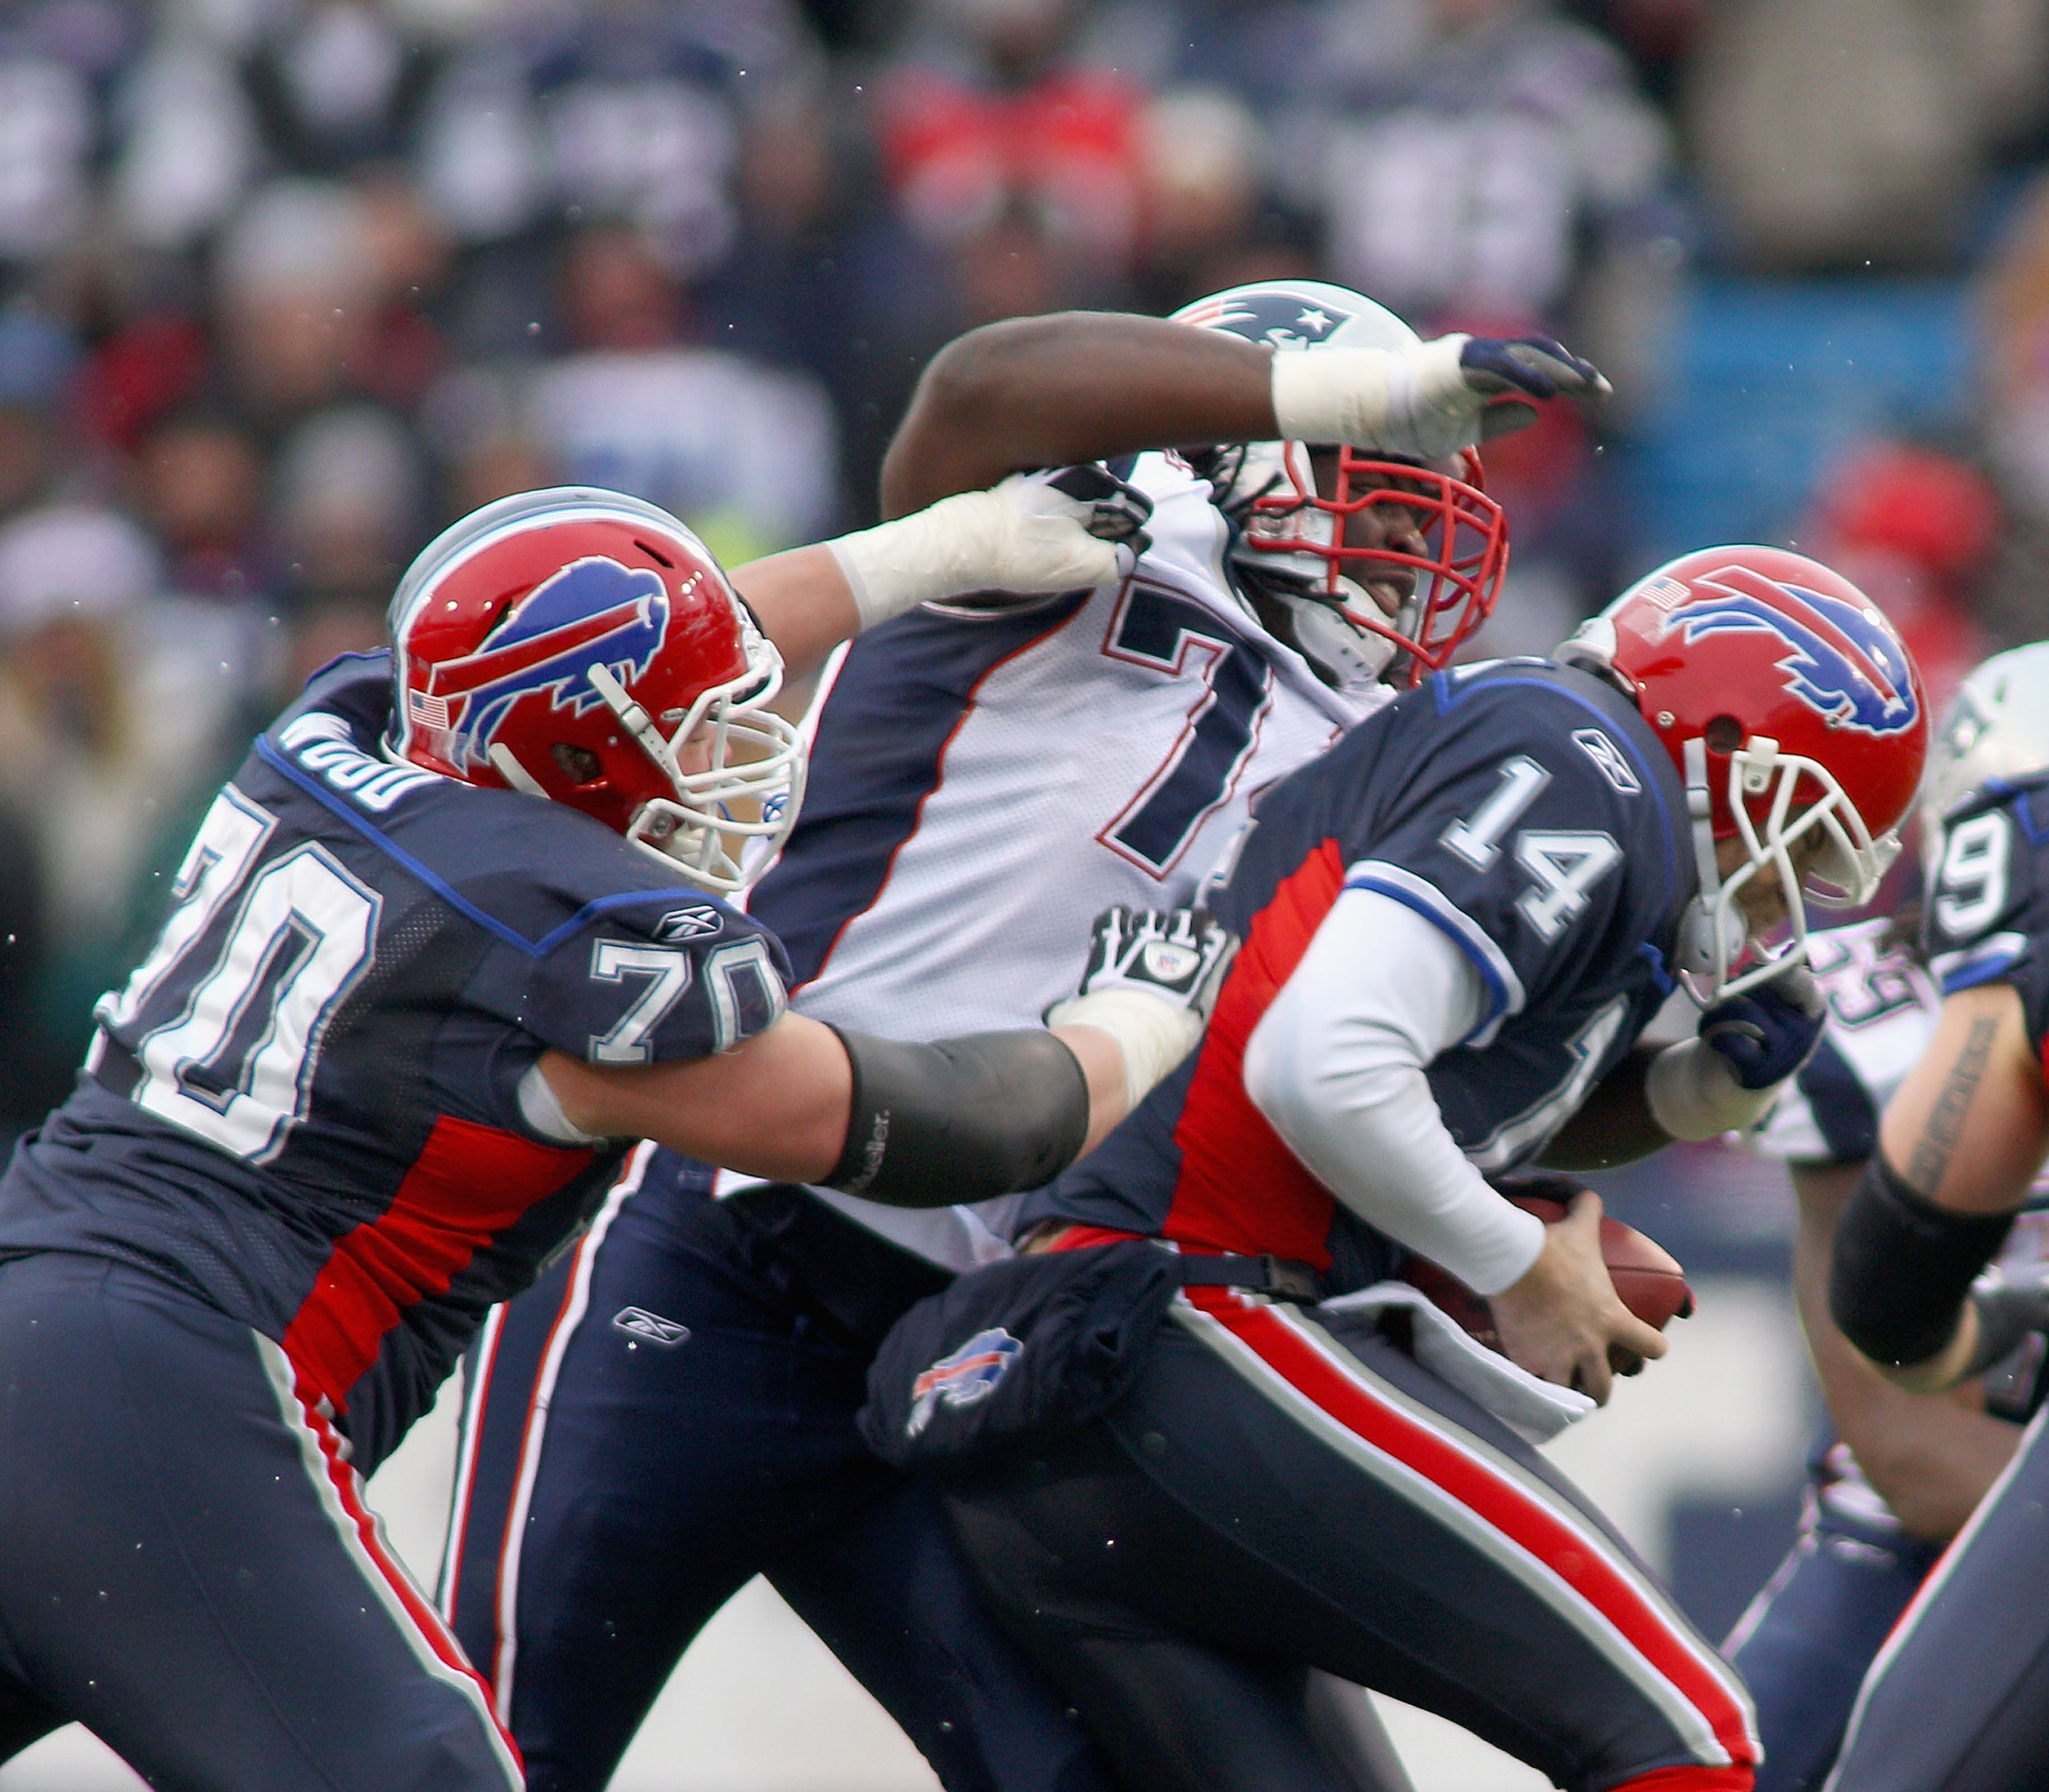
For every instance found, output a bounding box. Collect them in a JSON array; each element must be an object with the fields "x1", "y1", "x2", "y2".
[
  {"x1": 825, "y1": 1026, "x2": 1091, "y2": 1209},
  {"x1": 1828, "y1": 1154, "x2": 2013, "y2": 1367}
]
